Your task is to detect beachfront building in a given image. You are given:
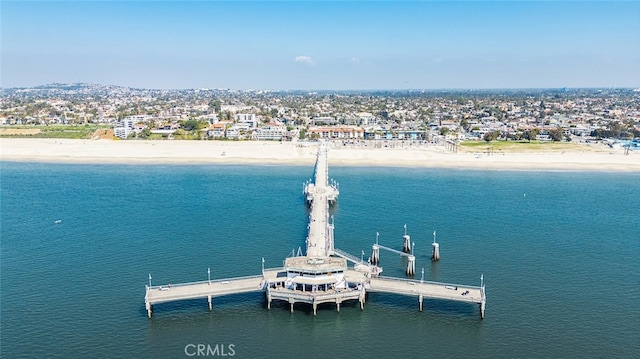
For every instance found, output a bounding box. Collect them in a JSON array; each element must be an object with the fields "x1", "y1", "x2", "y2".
[
  {"x1": 114, "y1": 118, "x2": 135, "y2": 139},
  {"x1": 311, "y1": 116, "x2": 338, "y2": 126},
  {"x1": 206, "y1": 123, "x2": 226, "y2": 138},
  {"x1": 362, "y1": 128, "x2": 427, "y2": 141},
  {"x1": 308, "y1": 126, "x2": 364, "y2": 139},
  {"x1": 256, "y1": 122, "x2": 286, "y2": 141},
  {"x1": 113, "y1": 115, "x2": 154, "y2": 139},
  {"x1": 224, "y1": 123, "x2": 251, "y2": 139},
  {"x1": 235, "y1": 114, "x2": 258, "y2": 129},
  {"x1": 356, "y1": 112, "x2": 377, "y2": 126}
]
